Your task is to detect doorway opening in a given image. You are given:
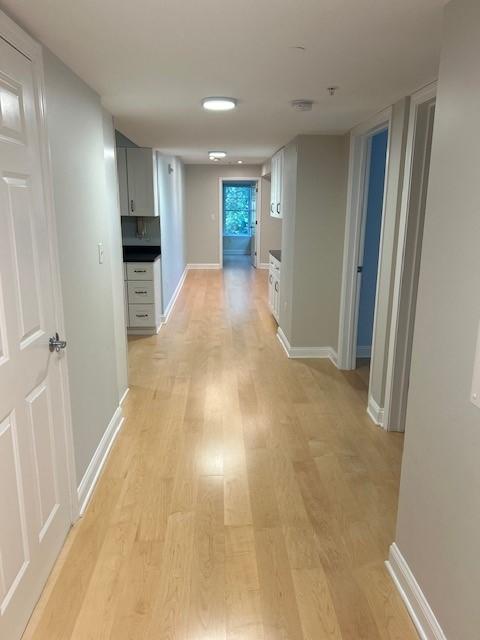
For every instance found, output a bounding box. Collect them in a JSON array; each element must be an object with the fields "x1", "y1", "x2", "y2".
[
  {"x1": 355, "y1": 129, "x2": 389, "y2": 384},
  {"x1": 220, "y1": 179, "x2": 259, "y2": 268}
]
